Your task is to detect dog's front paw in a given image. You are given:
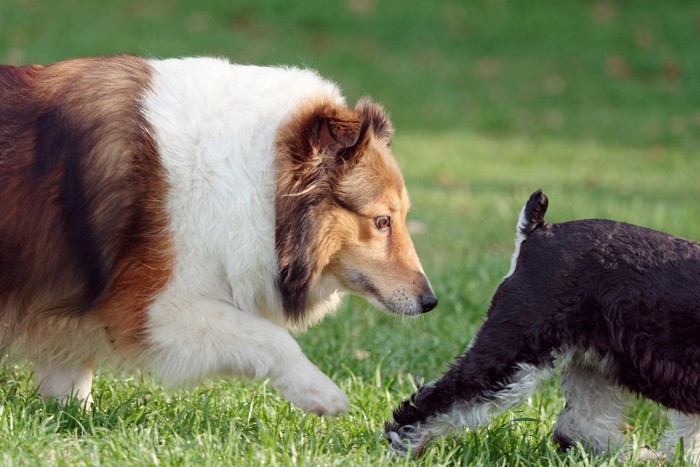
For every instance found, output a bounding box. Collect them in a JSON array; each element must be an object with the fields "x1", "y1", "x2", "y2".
[{"x1": 280, "y1": 372, "x2": 350, "y2": 416}]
